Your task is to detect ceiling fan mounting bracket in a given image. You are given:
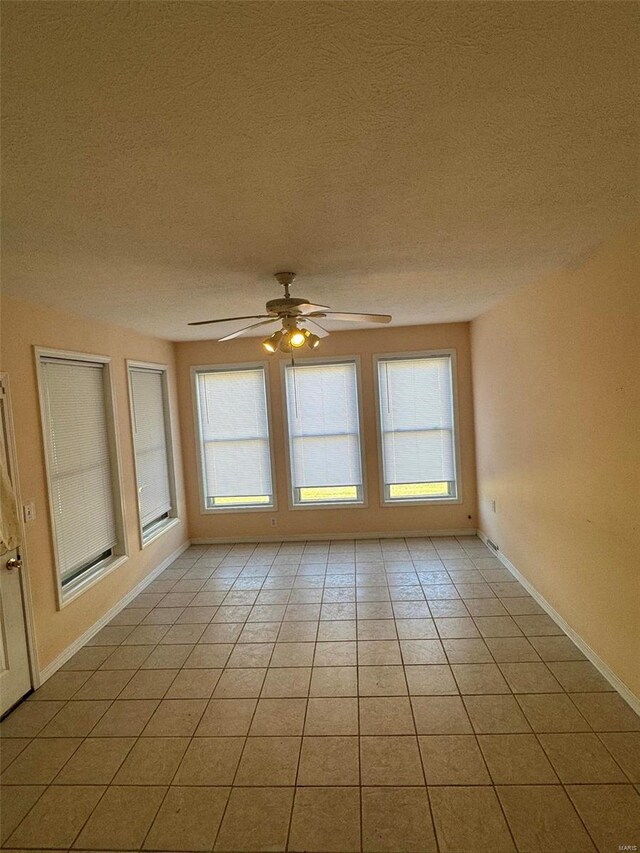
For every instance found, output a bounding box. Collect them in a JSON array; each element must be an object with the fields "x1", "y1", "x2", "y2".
[{"x1": 274, "y1": 271, "x2": 296, "y2": 287}]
